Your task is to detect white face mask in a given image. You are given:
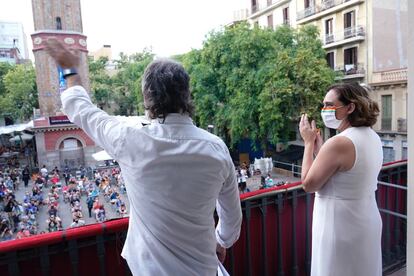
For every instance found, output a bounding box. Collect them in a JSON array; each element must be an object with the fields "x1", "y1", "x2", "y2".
[{"x1": 321, "y1": 106, "x2": 344, "y2": 129}]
